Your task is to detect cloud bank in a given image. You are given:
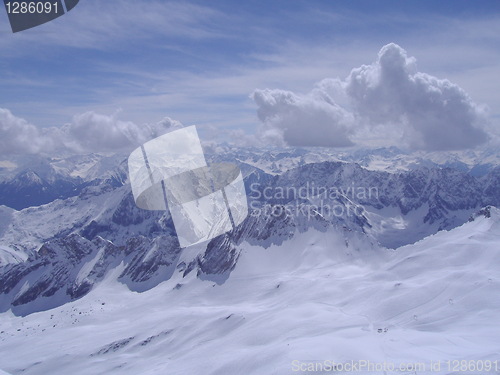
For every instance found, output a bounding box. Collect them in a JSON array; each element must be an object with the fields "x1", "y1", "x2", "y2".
[
  {"x1": 0, "y1": 109, "x2": 182, "y2": 156},
  {"x1": 252, "y1": 43, "x2": 490, "y2": 151}
]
